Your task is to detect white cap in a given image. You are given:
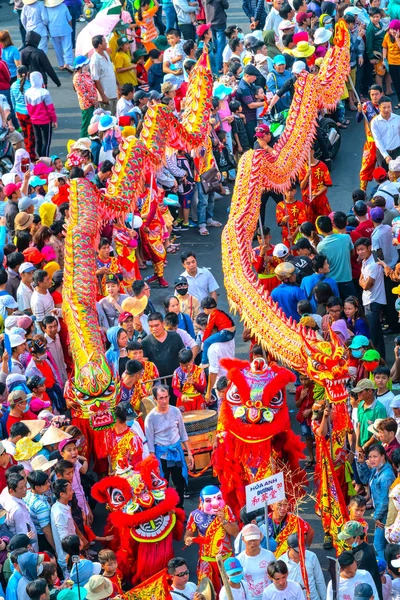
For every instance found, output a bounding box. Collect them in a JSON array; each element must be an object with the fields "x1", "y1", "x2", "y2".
[
  {"x1": 9, "y1": 333, "x2": 26, "y2": 348},
  {"x1": 389, "y1": 157, "x2": 400, "y2": 172},
  {"x1": 19, "y1": 262, "x2": 36, "y2": 274},
  {"x1": 292, "y1": 60, "x2": 307, "y2": 74},
  {"x1": 273, "y1": 243, "x2": 290, "y2": 258},
  {"x1": 278, "y1": 19, "x2": 295, "y2": 30}
]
